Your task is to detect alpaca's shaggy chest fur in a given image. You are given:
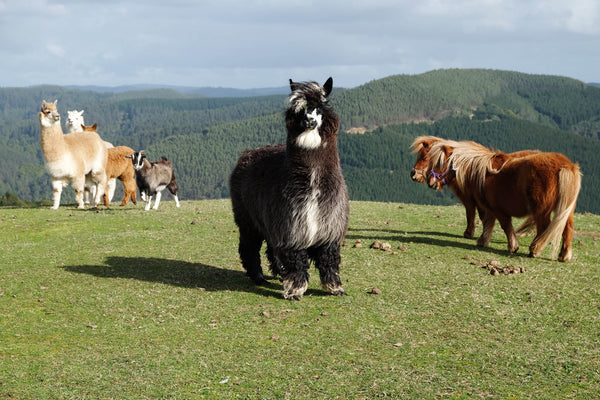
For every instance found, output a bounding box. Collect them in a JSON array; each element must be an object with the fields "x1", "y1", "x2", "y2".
[{"x1": 233, "y1": 143, "x2": 348, "y2": 250}]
